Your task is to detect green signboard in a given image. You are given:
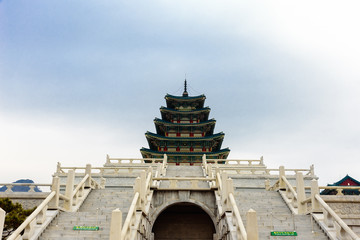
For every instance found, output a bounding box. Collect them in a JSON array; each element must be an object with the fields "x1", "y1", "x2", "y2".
[
  {"x1": 271, "y1": 231, "x2": 297, "y2": 236},
  {"x1": 73, "y1": 226, "x2": 99, "y2": 231}
]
